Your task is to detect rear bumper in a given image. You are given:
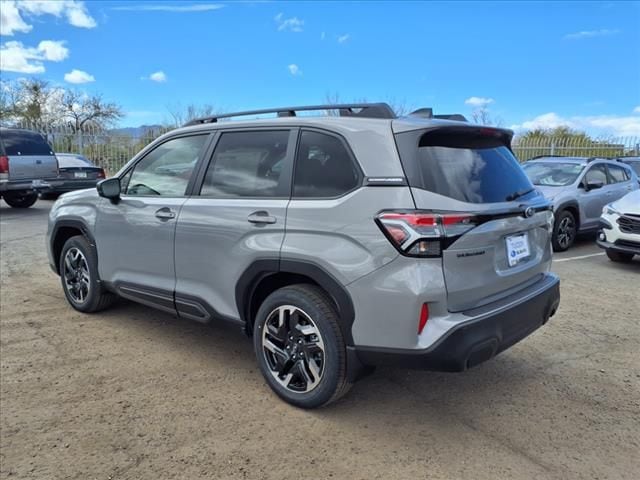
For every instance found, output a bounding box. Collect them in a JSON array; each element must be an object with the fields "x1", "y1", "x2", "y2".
[
  {"x1": 46, "y1": 179, "x2": 99, "y2": 193},
  {"x1": 0, "y1": 179, "x2": 63, "y2": 193},
  {"x1": 354, "y1": 273, "x2": 560, "y2": 371}
]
